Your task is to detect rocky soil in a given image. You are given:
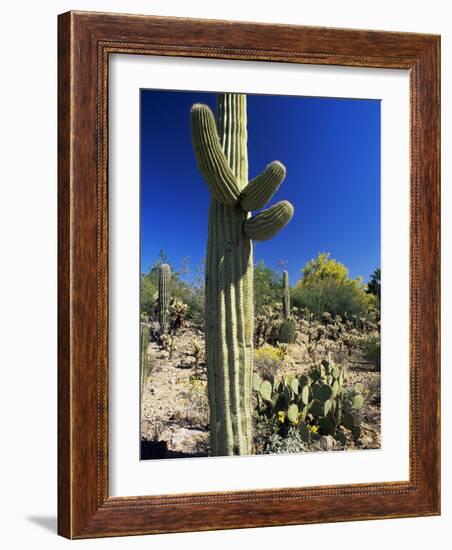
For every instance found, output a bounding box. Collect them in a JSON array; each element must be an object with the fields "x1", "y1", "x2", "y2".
[
  {"x1": 140, "y1": 325, "x2": 380, "y2": 459},
  {"x1": 141, "y1": 326, "x2": 210, "y2": 458}
]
